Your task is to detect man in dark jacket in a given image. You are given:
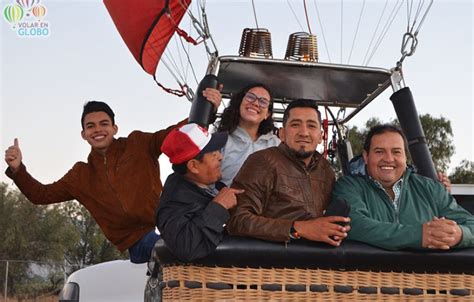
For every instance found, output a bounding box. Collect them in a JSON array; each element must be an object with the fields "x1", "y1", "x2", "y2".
[
  {"x1": 4, "y1": 91, "x2": 221, "y2": 263},
  {"x1": 227, "y1": 99, "x2": 350, "y2": 246},
  {"x1": 333, "y1": 124, "x2": 474, "y2": 250},
  {"x1": 157, "y1": 123, "x2": 243, "y2": 262}
]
